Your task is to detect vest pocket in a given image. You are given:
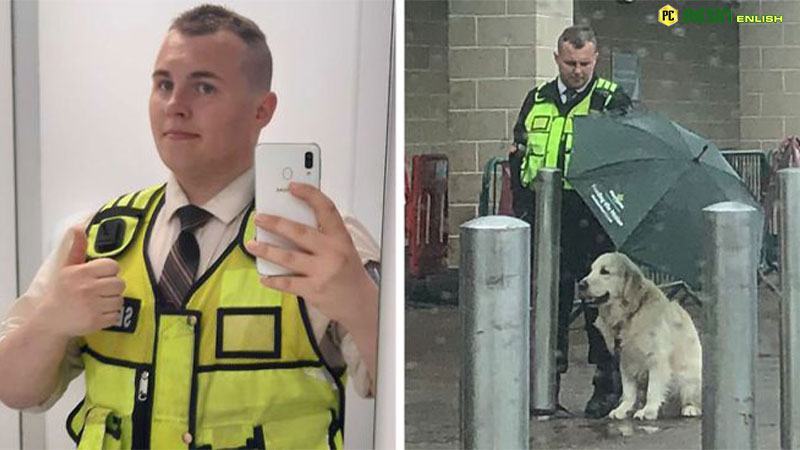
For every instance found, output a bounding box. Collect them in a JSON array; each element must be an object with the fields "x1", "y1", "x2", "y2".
[
  {"x1": 530, "y1": 115, "x2": 550, "y2": 132},
  {"x1": 216, "y1": 307, "x2": 282, "y2": 359},
  {"x1": 258, "y1": 410, "x2": 341, "y2": 450},
  {"x1": 75, "y1": 406, "x2": 124, "y2": 450}
]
